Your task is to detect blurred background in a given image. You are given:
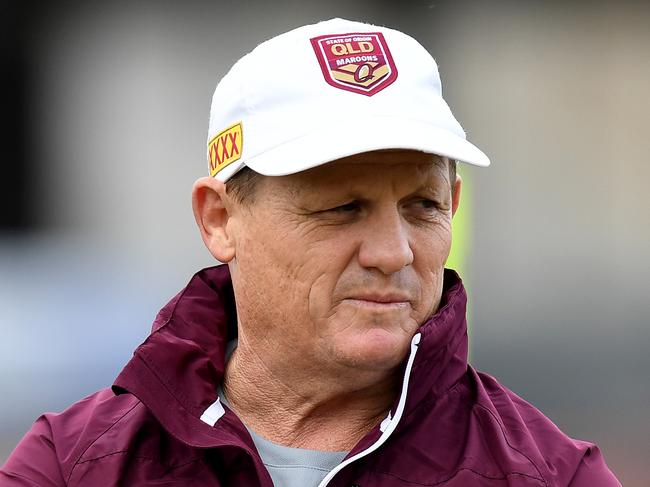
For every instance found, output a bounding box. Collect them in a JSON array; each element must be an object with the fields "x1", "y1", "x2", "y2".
[{"x1": 1, "y1": 0, "x2": 648, "y2": 485}]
